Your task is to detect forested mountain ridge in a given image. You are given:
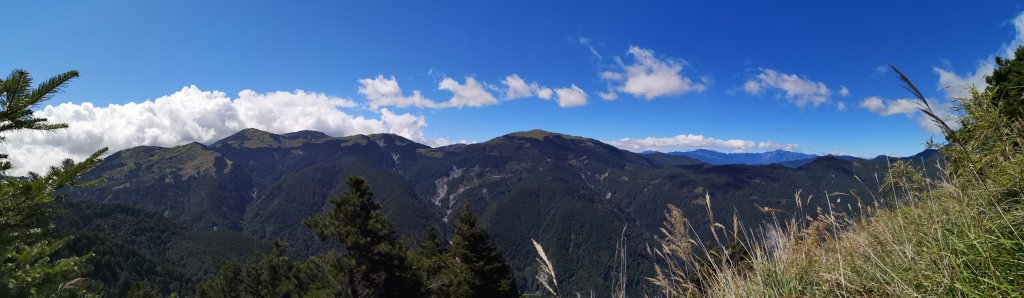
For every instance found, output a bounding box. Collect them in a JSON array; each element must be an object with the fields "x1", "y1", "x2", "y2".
[{"x1": 68, "y1": 128, "x2": 939, "y2": 293}]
